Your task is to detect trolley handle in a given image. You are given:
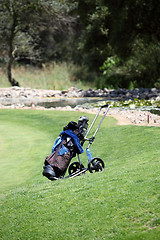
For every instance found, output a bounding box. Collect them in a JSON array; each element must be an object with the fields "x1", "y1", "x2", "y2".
[
  {"x1": 85, "y1": 104, "x2": 109, "y2": 139},
  {"x1": 87, "y1": 104, "x2": 110, "y2": 148},
  {"x1": 101, "y1": 104, "x2": 109, "y2": 109}
]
